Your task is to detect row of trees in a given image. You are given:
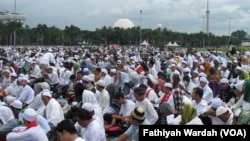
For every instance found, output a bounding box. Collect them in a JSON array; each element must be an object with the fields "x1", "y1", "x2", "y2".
[{"x1": 0, "y1": 21, "x2": 248, "y2": 47}]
